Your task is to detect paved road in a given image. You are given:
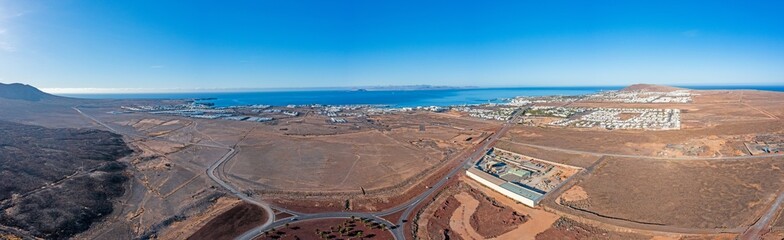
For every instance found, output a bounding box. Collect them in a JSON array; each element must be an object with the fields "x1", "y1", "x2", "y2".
[
  {"x1": 390, "y1": 113, "x2": 520, "y2": 237},
  {"x1": 73, "y1": 107, "x2": 279, "y2": 237},
  {"x1": 238, "y1": 212, "x2": 399, "y2": 240},
  {"x1": 78, "y1": 107, "x2": 784, "y2": 240},
  {"x1": 738, "y1": 189, "x2": 784, "y2": 239},
  {"x1": 502, "y1": 140, "x2": 784, "y2": 161},
  {"x1": 206, "y1": 147, "x2": 276, "y2": 233},
  {"x1": 238, "y1": 111, "x2": 523, "y2": 240}
]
